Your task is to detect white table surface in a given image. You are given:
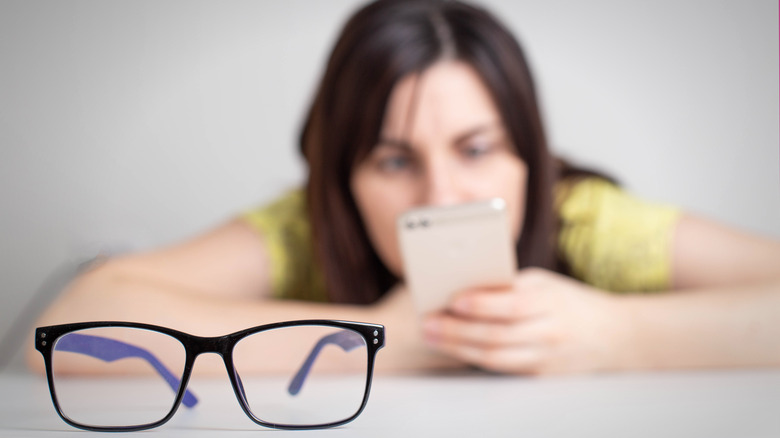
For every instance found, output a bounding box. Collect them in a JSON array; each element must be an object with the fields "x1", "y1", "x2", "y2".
[{"x1": 2, "y1": 369, "x2": 779, "y2": 437}]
